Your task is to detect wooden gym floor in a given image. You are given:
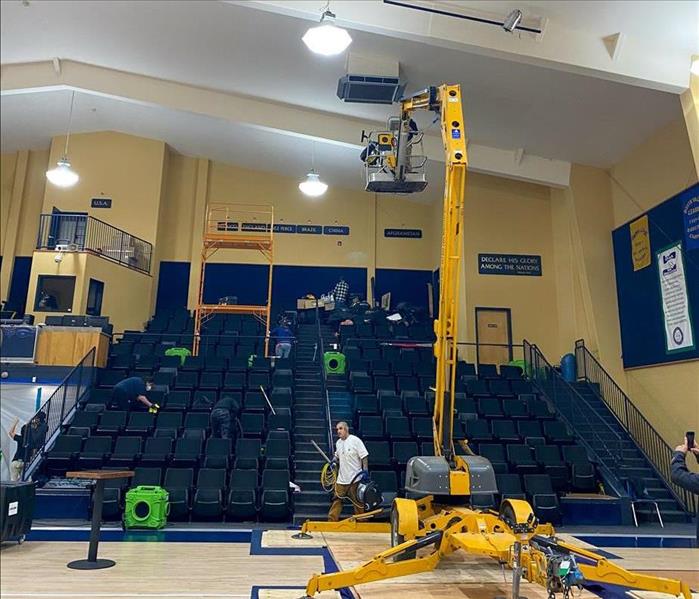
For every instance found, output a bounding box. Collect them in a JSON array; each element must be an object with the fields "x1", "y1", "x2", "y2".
[{"x1": 1, "y1": 529, "x2": 697, "y2": 599}]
